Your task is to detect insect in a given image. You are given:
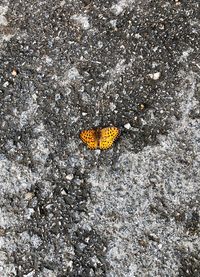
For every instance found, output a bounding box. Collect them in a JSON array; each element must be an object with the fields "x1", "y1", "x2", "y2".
[{"x1": 80, "y1": 127, "x2": 120, "y2": 150}]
